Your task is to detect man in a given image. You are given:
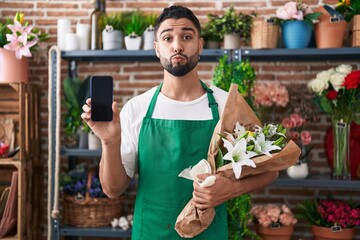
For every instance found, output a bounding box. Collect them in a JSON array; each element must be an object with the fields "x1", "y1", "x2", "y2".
[{"x1": 81, "y1": 5, "x2": 278, "y2": 239}]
